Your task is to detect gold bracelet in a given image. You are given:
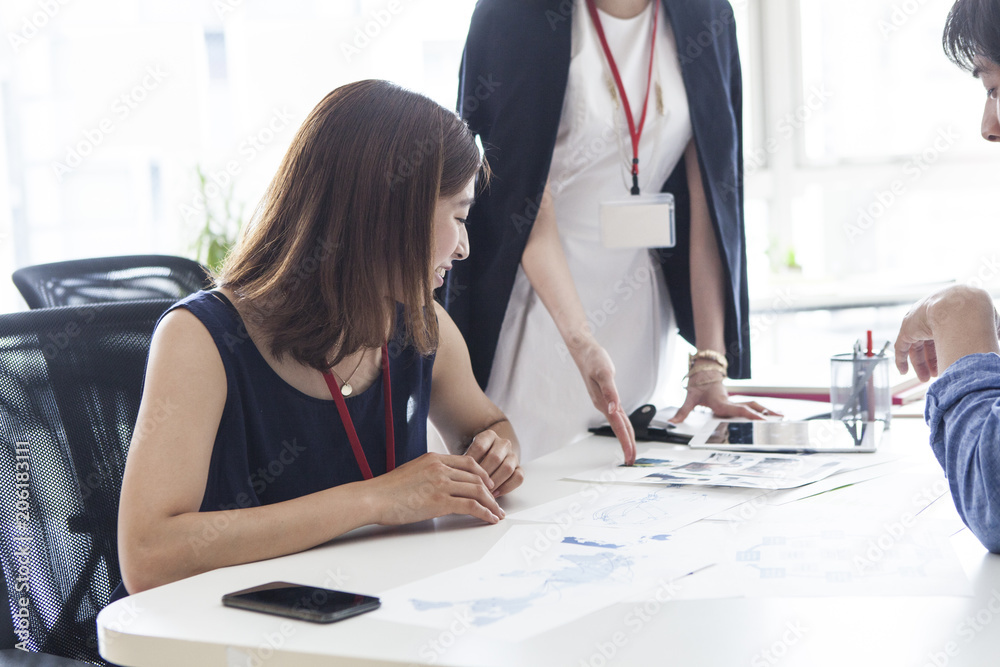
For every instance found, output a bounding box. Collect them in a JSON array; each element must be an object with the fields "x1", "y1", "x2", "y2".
[
  {"x1": 688, "y1": 349, "x2": 728, "y2": 372},
  {"x1": 683, "y1": 367, "x2": 726, "y2": 388},
  {"x1": 688, "y1": 362, "x2": 726, "y2": 376}
]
